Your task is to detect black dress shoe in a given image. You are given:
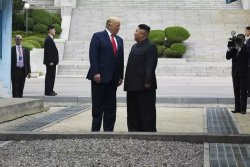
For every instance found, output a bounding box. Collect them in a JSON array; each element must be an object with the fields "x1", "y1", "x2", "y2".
[
  {"x1": 52, "y1": 91, "x2": 57, "y2": 95},
  {"x1": 45, "y1": 92, "x2": 57, "y2": 96},
  {"x1": 231, "y1": 110, "x2": 240, "y2": 113},
  {"x1": 241, "y1": 111, "x2": 247, "y2": 114}
]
